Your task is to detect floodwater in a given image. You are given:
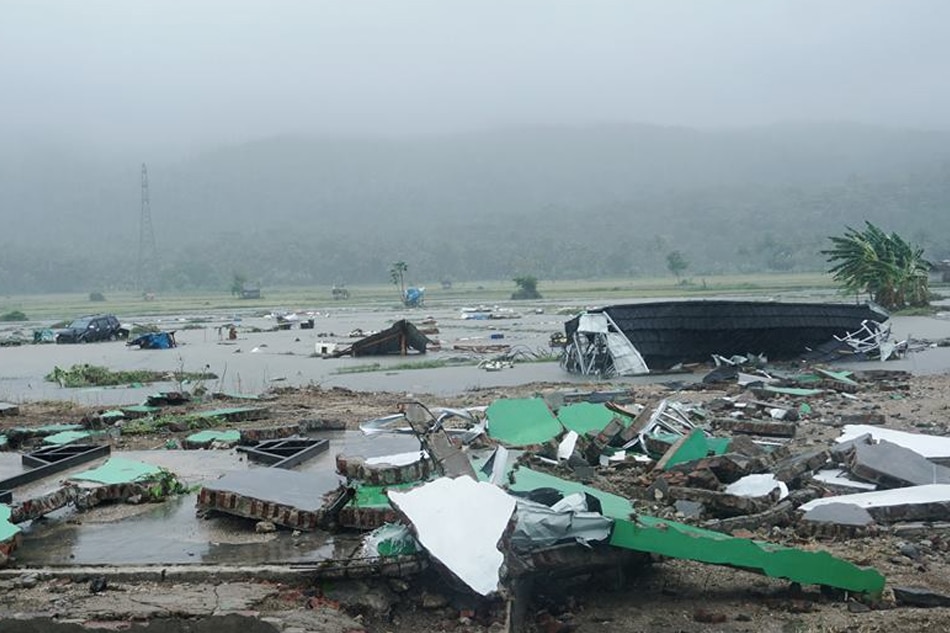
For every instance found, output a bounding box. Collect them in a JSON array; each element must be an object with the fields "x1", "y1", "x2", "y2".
[
  {"x1": 7, "y1": 431, "x2": 421, "y2": 565},
  {"x1": 3, "y1": 298, "x2": 950, "y2": 566},
  {"x1": 0, "y1": 303, "x2": 580, "y2": 405},
  {"x1": 5, "y1": 301, "x2": 948, "y2": 406}
]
